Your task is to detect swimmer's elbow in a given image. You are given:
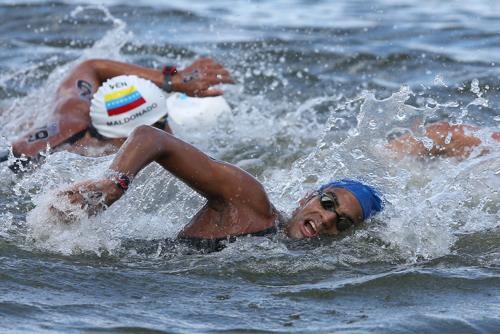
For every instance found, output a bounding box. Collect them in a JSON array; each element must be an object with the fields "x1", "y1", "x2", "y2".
[
  {"x1": 128, "y1": 125, "x2": 173, "y2": 157},
  {"x1": 130, "y1": 124, "x2": 167, "y2": 143},
  {"x1": 72, "y1": 59, "x2": 106, "y2": 80},
  {"x1": 73, "y1": 59, "x2": 97, "y2": 73}
]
